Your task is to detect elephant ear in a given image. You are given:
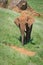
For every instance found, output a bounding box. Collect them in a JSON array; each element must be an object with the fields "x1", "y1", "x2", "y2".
[
  {"x1": 14, "y1": 18, "x2": 20, "y2": 26},
  {"x1": 27, "y1": 16, "x2": 34, "y2": 27}
]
